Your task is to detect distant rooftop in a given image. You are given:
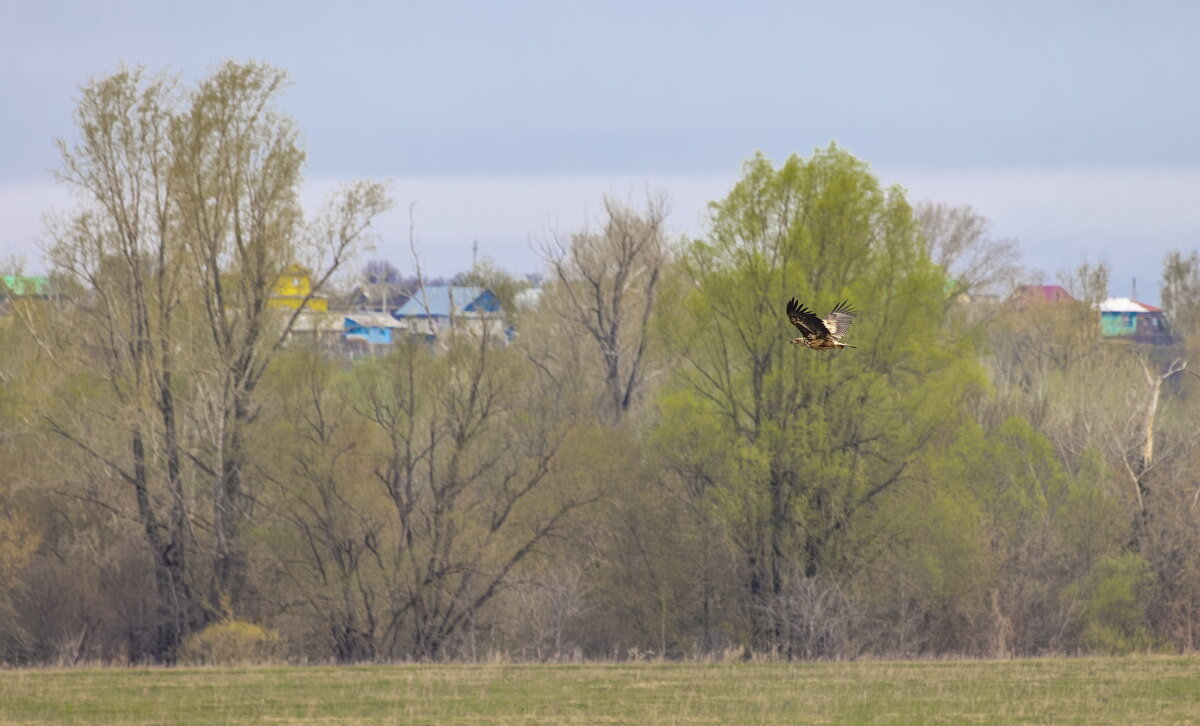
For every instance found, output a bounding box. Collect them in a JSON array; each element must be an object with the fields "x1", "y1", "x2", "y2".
[
  {"x1": 393, "y1": 285, "x2": 498, "y2": 317},
  {"x1": 344, "y1": 312, "x2": 406, "y2": 329},
  {"x1": 1015, "y1": 284, "x2": 1074, "y2": 303},
  {"x1": 1, "y1": 275, "x2": 49, "y2": 297},
  {"x1": 1098, "y1": 297, "x2": 1162, "y2": 313}
]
